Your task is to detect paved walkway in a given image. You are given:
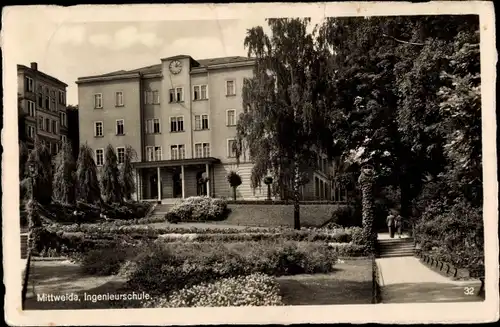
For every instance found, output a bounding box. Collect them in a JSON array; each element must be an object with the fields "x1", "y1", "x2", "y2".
[{"x1": 376, "y1": 256, "x2": 483, "y2": 303}]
